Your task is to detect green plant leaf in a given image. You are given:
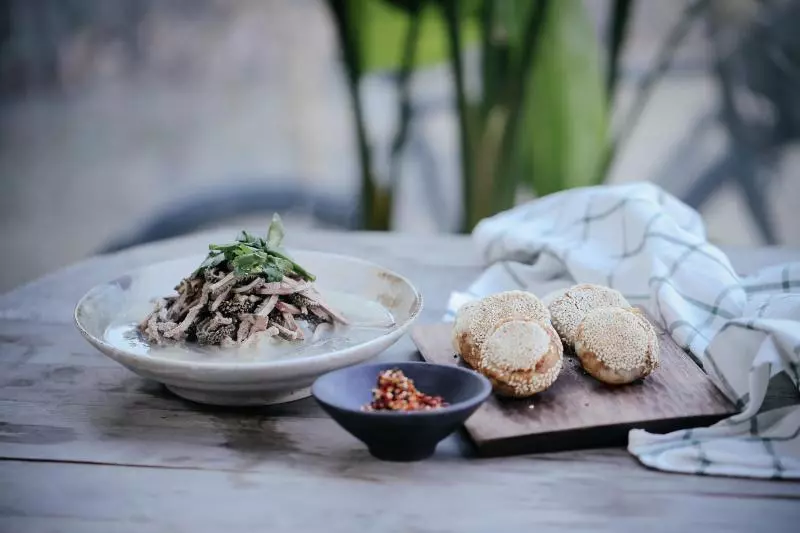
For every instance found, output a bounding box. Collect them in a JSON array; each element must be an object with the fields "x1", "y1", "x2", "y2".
[
  {"x1": 237, "y1": 230, "x2": 259, "y2": 244},
  {"x1": 231, "y1": 253, "x2": 263, "y2": 274},
  {"x1": 199, "y1": 222, "x2": 315, "y2": 281},
  {"x1": 351, "y1": 0, "x2": 481, "y2": 73},
  {"x1": 195, "y1": 252, "x2": 226, "y2": 274},
  {"x1": 270, "y1": 256, "x2": 296, "y2": 275},
  {"x1": 517, "y1": 0, "x2": 609, "y2": 196},
  {"x1": 267, "y1": 213, "x2": 285, "y2": 248},
  {"x1": 267, "y1": 247, "x2": 316, "y2": 282},
  {"x1": 261, "y1": 265, "x2": 284, "y2": 283}
]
